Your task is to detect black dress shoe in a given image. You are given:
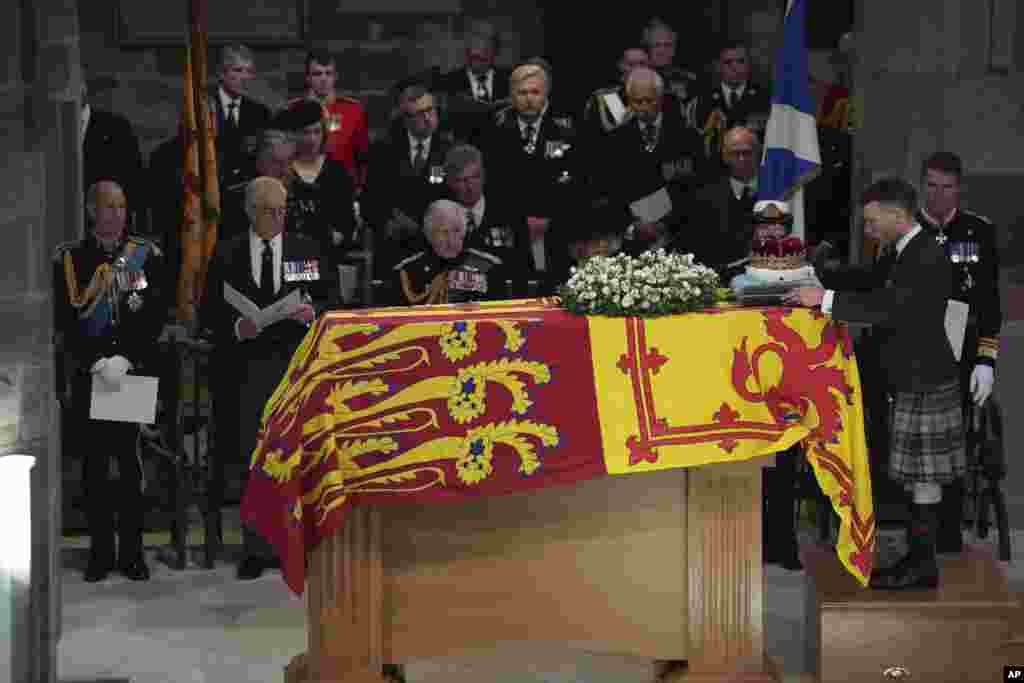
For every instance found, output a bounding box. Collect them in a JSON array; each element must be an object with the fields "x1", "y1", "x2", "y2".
[
  {"x1": 870, "y1": 558, "x2": 938, "y2": 590},
  {"x1": 84, "y1": 560, "x2": 113, "y2": 583},
  {"x1": 236, "y1": 556, "x2": 266, "y2": 580},
  {"x1": 120, "y1": 559, "x2": 151, "y2": 581}
]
